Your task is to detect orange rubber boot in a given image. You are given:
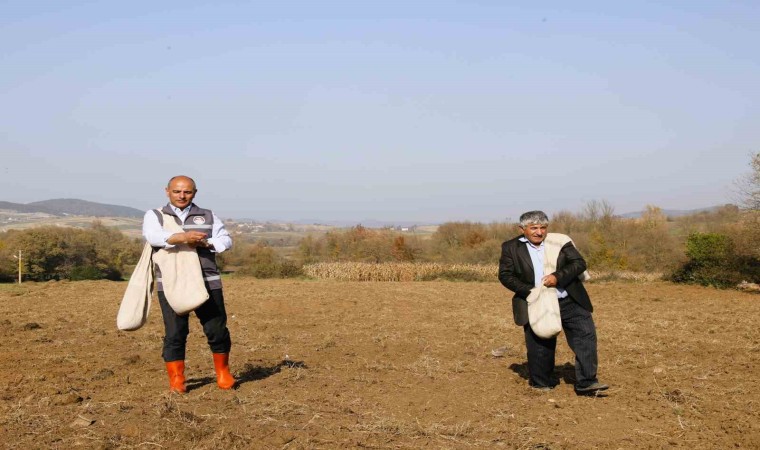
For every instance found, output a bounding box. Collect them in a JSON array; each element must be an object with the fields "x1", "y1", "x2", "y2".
[
  {"x1": 212, "y1": 353, "x2": 235, "y2": 389},
  {"x1": 165, "y1": 360, "x2": 187, "y2": 393}
]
